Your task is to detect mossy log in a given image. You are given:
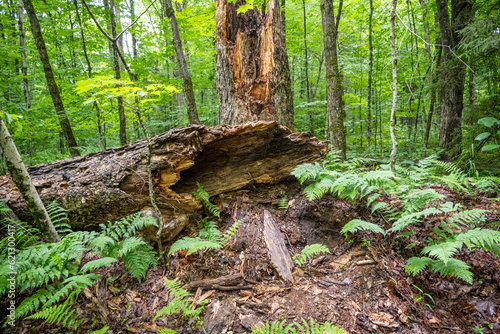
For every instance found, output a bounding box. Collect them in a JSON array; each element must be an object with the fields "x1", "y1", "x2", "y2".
[{"x1": 0, "y1": 122, "x2": 327, "y2": 235}]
